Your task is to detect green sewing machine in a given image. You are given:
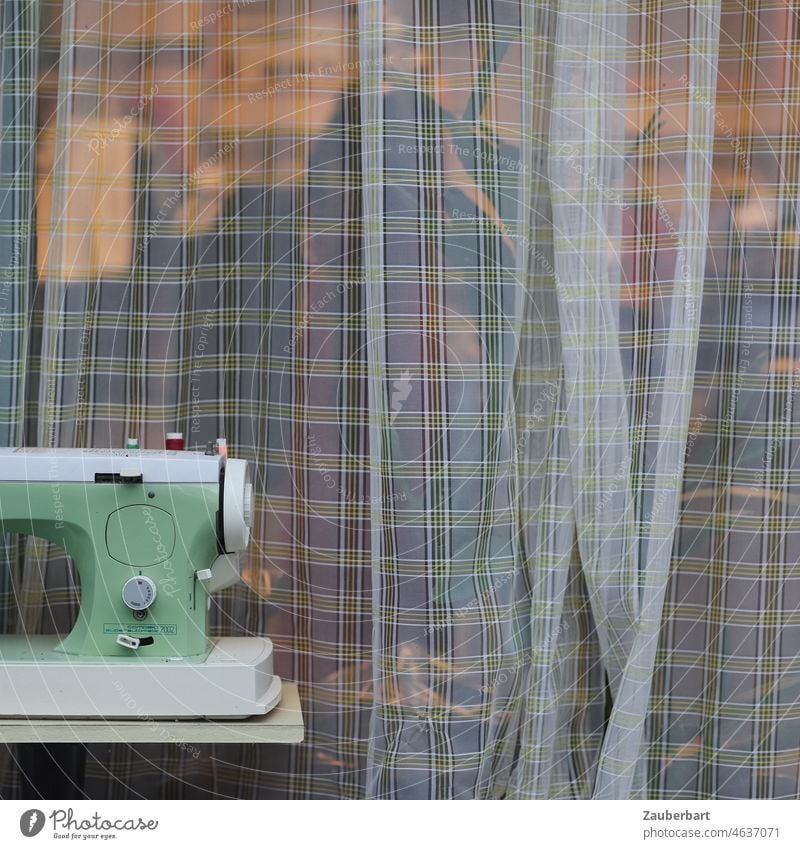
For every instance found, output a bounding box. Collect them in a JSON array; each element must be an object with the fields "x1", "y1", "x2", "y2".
[{"x1": 0, "y1": 447, "x2": 281, "y2": 718}]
